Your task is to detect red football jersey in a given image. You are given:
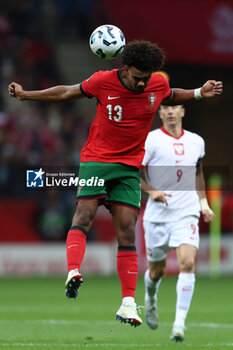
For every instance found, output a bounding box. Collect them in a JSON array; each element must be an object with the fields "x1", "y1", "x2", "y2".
[{"x1": 80, "y1": 68, "x2": 171, "y2": 168}]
